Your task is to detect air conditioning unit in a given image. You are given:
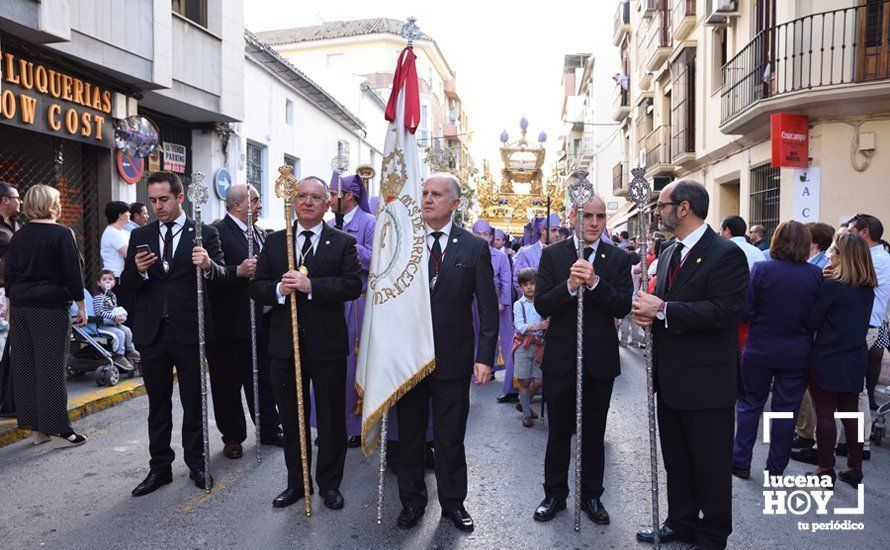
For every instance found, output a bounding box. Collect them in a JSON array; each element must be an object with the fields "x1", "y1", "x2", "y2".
[{"x1": 705, "y1": 0, "x2": 740, "y2": 26}]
